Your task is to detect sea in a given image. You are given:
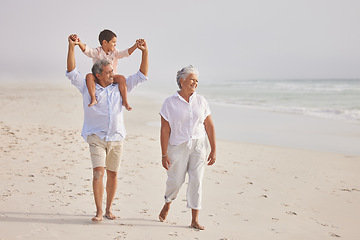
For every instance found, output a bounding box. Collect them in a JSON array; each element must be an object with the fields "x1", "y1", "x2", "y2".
[
  {"x1": 199, "y1": 78, "x2": 360, "y2": 124},
  {"x1": 138, "y1": 78, "x2": 360, "y2": 155}
]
